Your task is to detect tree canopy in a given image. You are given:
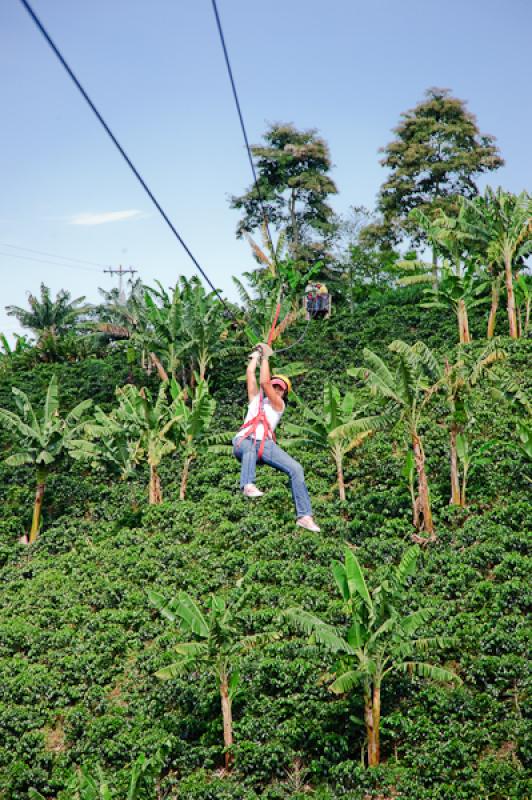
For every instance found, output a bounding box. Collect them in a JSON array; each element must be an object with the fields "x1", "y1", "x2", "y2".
[
  {"x1": 231, "y1": 122, "x2": 338, "y2": 265},
  {"x1": 372, "y1": 88, "x2": 504, "y2": 246}
]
